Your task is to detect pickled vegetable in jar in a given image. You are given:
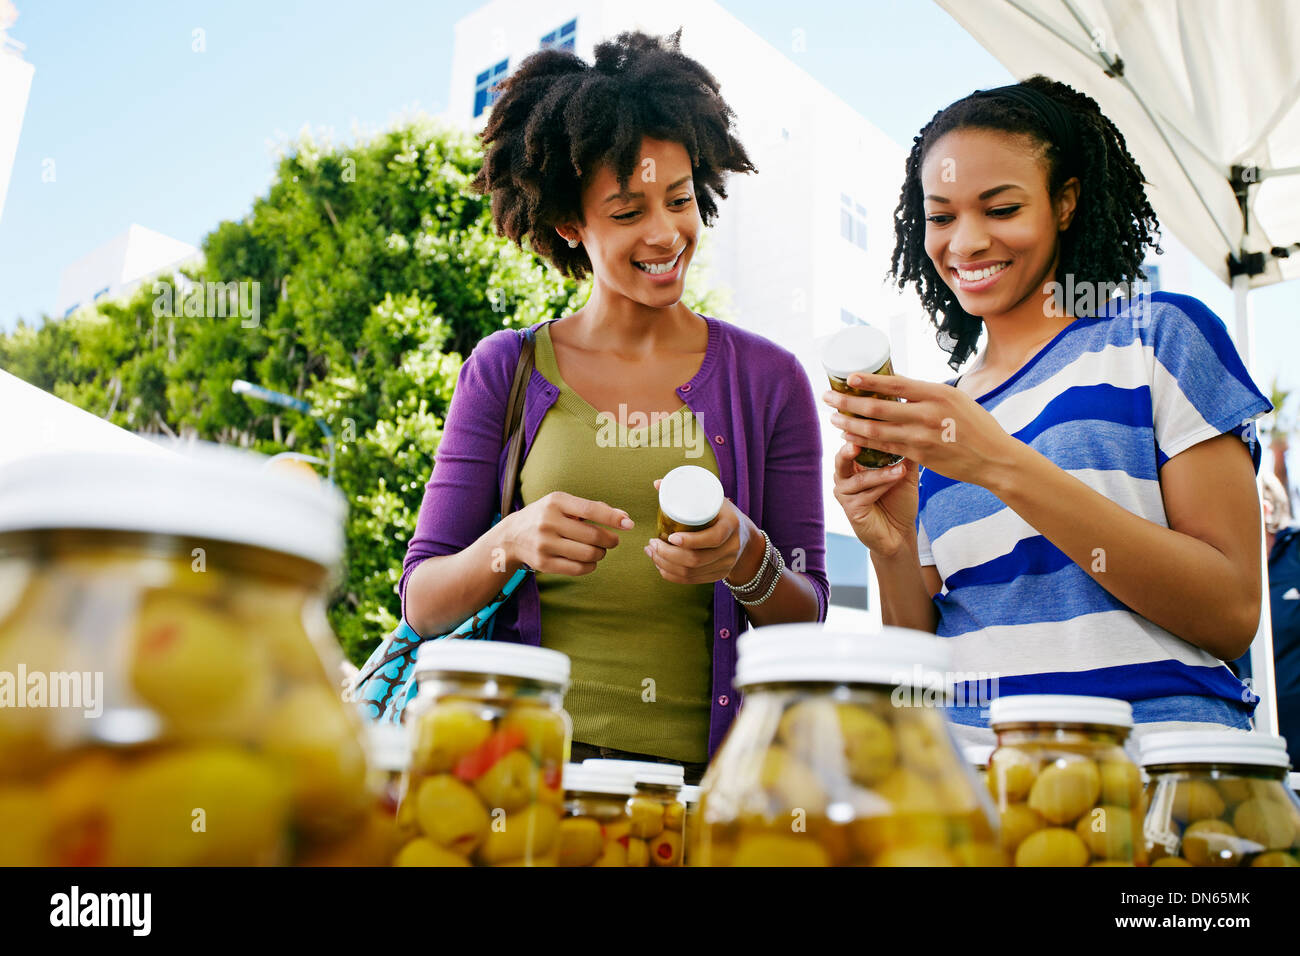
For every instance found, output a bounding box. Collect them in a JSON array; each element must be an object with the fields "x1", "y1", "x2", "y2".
[
  {"x1": 557, "y1": 762, "x2": 635, "y2": 867},
  {"x1": 987, "y1": 695, "x2": 1144, "y2": 867},
  {"x1": 693, "y1": 624, "x2": 1001, "y2": 867},
  {"x1": 0, "y1": 447, "x2": 377, "y2": 866},
  {"x1": 680, "y1": 784, "x2": 701, "y2": 866},
  {"x1": 1140, "y1": 731, "x2": 1300, "y2": 867},
  {"x1": 583, "y1": 759, "x2": 686, "y2": 867},
  {"x1": 396, "y1": 641, "x2": 572, "y2": 867}
]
